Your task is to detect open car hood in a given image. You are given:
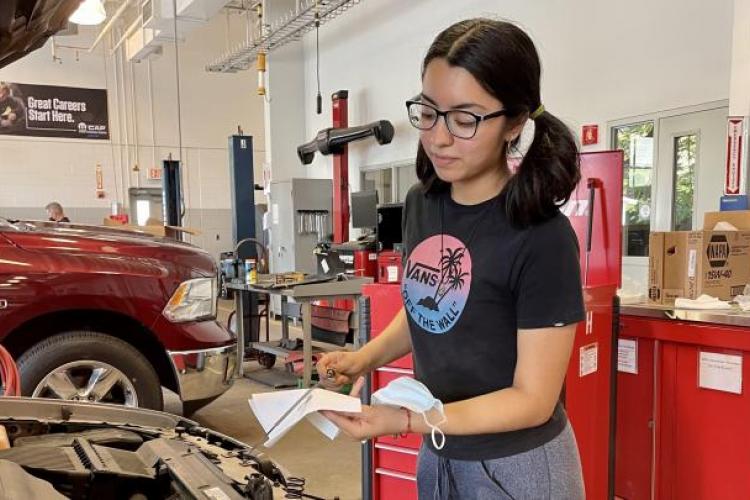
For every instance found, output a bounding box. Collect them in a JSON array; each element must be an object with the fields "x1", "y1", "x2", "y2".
[
  {"x1": 0, "y1": 0, "x2": 83, "y2": 69},
  {"x1": 0, "y1": 398, "x2": 328, "y2": 499}
]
